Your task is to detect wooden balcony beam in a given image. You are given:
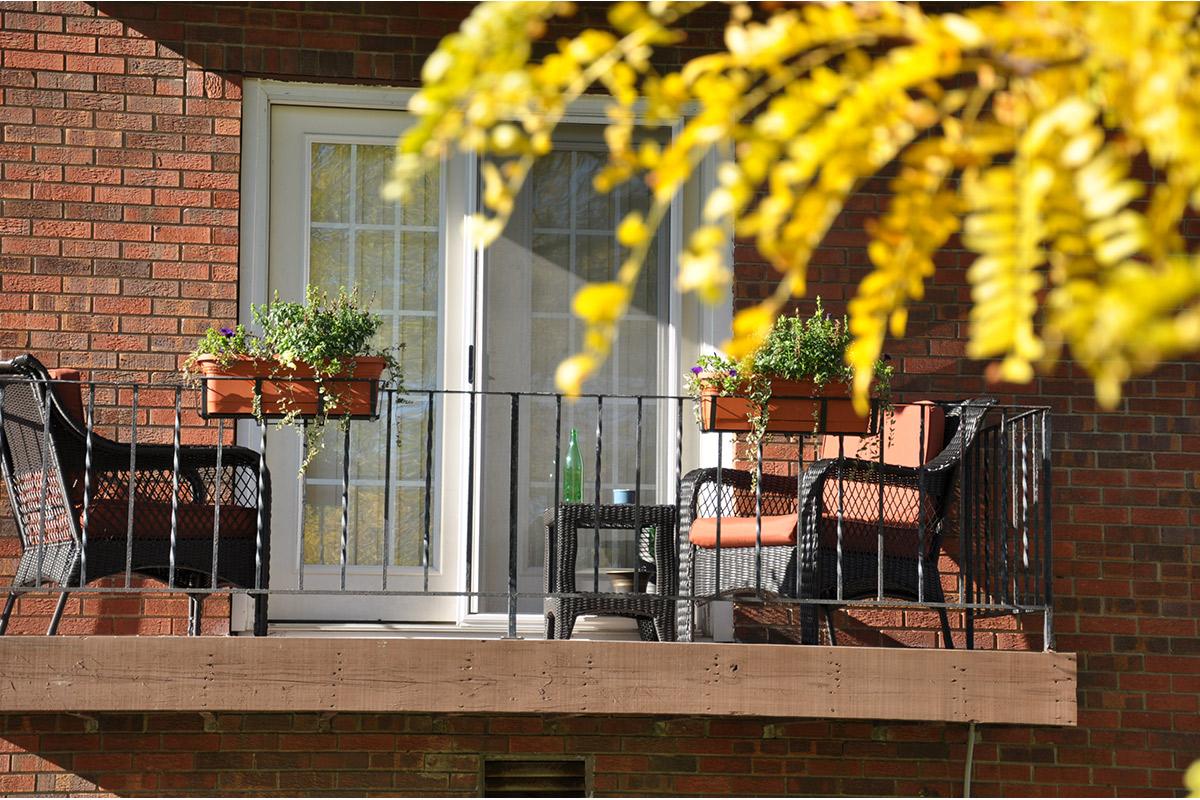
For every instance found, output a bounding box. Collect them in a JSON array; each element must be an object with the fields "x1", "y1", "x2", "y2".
[{"x1": 0, "y1": 636, "x2": 1075, "y2": 725}]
